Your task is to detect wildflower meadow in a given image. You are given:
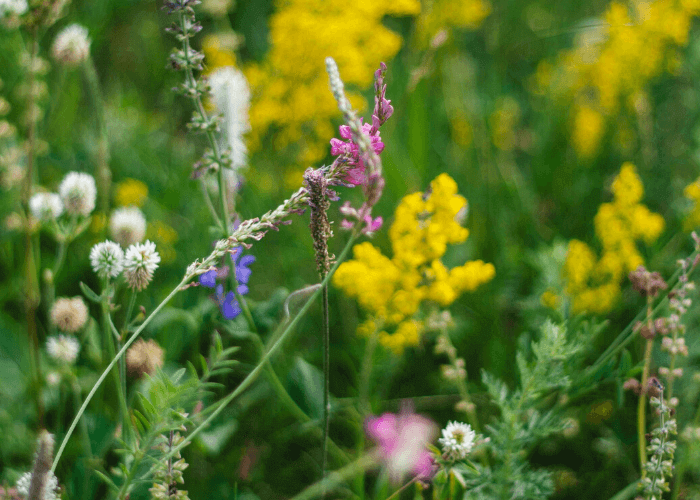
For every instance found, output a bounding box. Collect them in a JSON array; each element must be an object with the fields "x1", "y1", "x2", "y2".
[{"x1": 3, "y1": 0, "x2": 700, "y2": 499}]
